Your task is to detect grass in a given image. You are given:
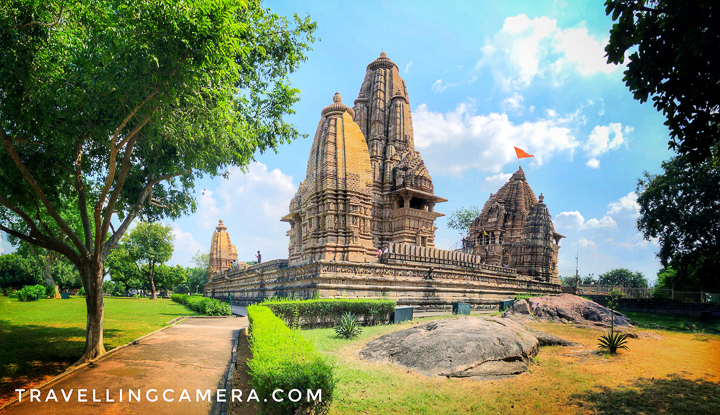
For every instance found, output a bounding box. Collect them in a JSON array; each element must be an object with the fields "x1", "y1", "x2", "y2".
[
  {"x1": 300, "y1": 315, "x2": 720, "y2": 414},
  {"x1": 0, "y1": 294, "x2": 200, "y2": 404},
  {"x1": 624, "y1": 311, "x2": 720, "y2": 333}
]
